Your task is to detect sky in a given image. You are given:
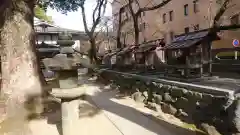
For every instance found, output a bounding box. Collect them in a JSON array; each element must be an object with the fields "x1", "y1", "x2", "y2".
[{"x1": 46, "y1": 1, "x2": 112, "y2": 31}]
